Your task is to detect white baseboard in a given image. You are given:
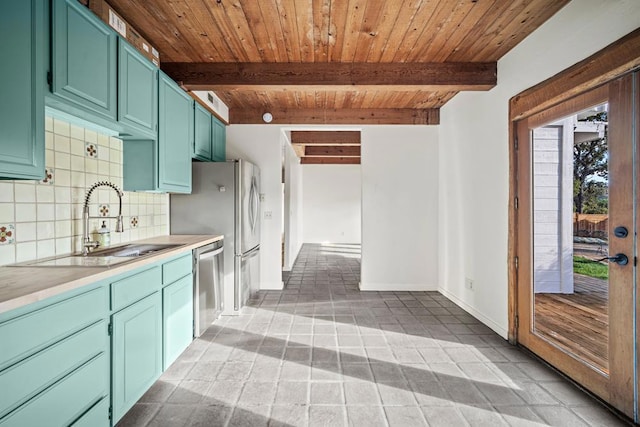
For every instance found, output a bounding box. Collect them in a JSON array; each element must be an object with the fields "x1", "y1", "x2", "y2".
[
  {"x1": 358, "y1": 282, "x2": 439, "y2": 292},
  {"x1": 437, "y1": 287, "x2": 508, "y2": 339},
  {"x1": 259, "y1": 282, "x2": 284, "y2": 290}
]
